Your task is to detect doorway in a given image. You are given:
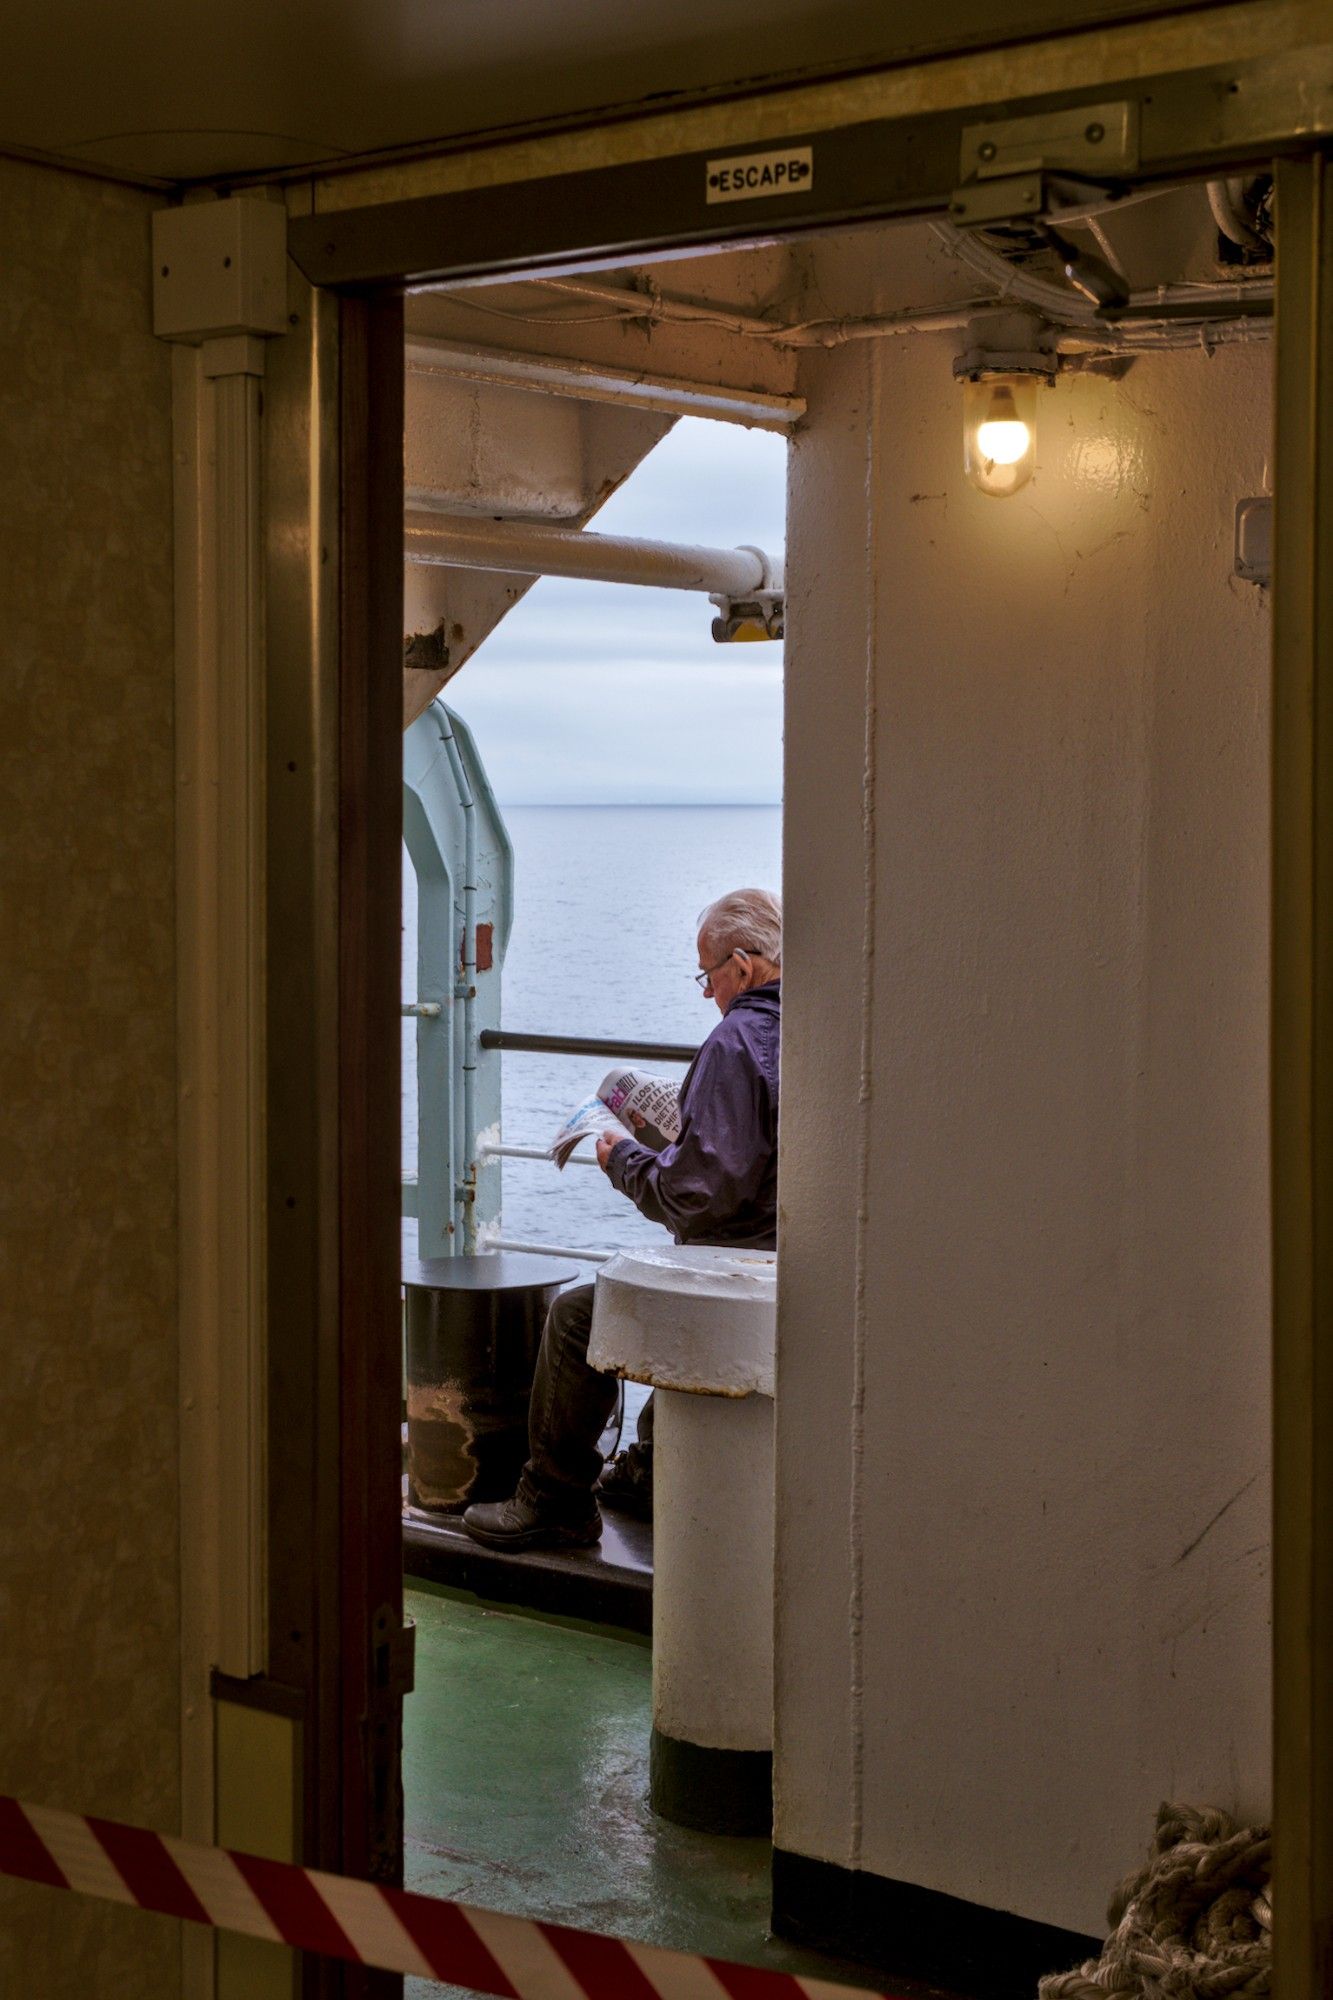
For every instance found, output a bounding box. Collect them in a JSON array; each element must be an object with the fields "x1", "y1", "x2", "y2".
[
  {"x1": 370, "y1": 179, "x2": 1281, "y2": 1991},
  {"x1": 268, "y1": 82, "x2": 1320, "y2": 2000},
  {"x1": 395, "y1": 363, "x2": 791, "y2": 1980}
]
